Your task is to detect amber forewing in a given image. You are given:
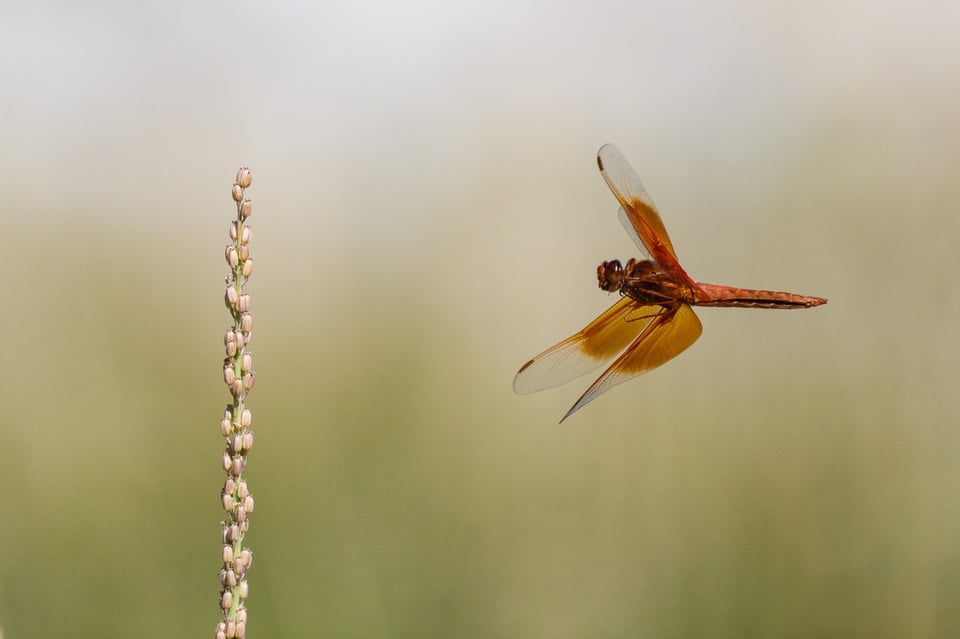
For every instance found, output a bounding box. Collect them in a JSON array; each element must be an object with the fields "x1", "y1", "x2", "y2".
[
  {"x1": 513, "y1": 297, "x2": 660, "y2": 395},
  {"x1": 561, "y1": 303, "x2": 703, "y2": 421},
  {"x1": 597, "y1": 144, "x2": 678, "y2": 260}
]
